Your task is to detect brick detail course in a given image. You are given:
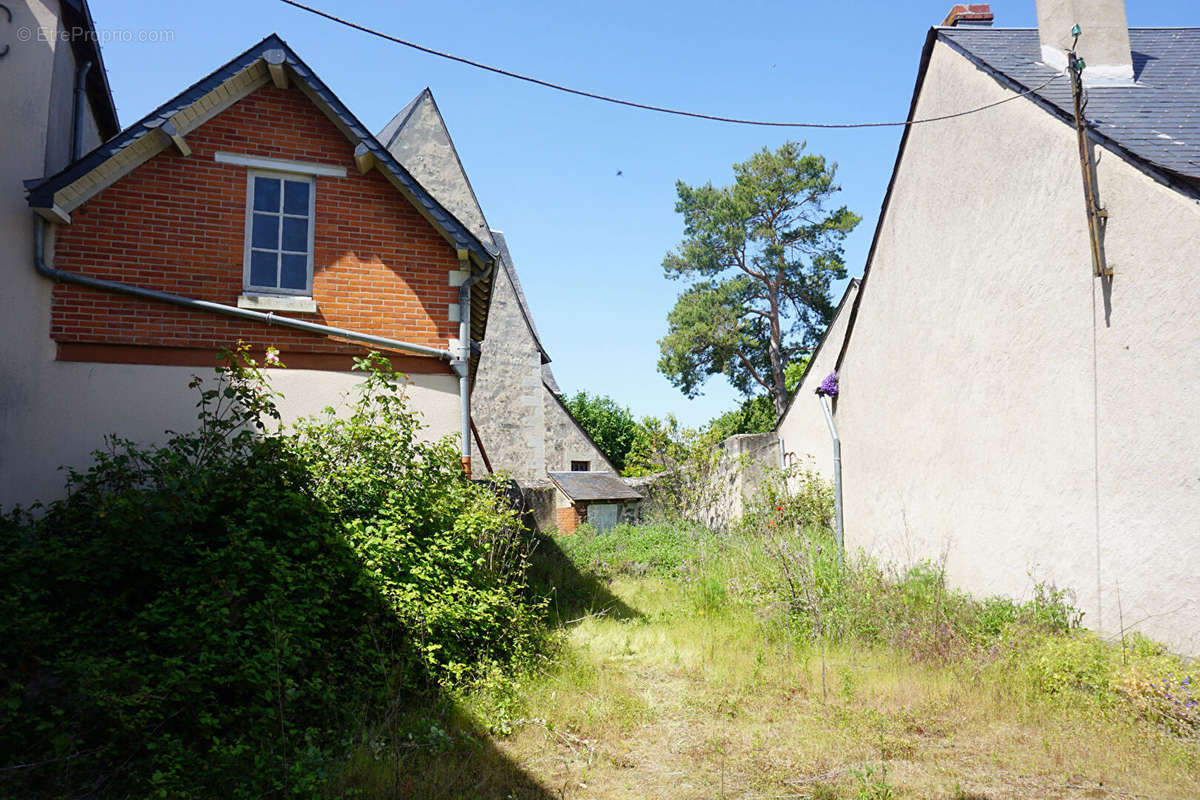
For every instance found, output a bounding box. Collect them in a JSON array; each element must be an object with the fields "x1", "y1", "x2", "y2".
[{"x1": 51, "y1": 85, "x2": 462, "y2": 361}]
